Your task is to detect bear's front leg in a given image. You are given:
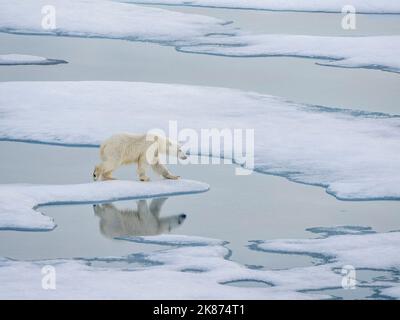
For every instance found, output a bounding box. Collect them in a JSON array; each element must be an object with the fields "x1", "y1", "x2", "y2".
[
  {"x1": 151, "y1": 163, "x2": 180, "y2": 180},
  {"x1": 102, "y1": 171, "x2": 116, "y2": 181},
  {"x1": 137, "y1": 156, "x2": 150, "y2": 182}
]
